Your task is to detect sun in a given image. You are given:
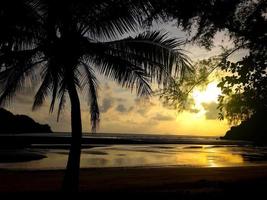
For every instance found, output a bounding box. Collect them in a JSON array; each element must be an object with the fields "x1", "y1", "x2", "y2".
[
  {"x1": 192, "y1": 82, "x2": 222, "y2": 105},
  {"x1": 191, "y1": 82, "x2": 222, "y2": 115}
]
